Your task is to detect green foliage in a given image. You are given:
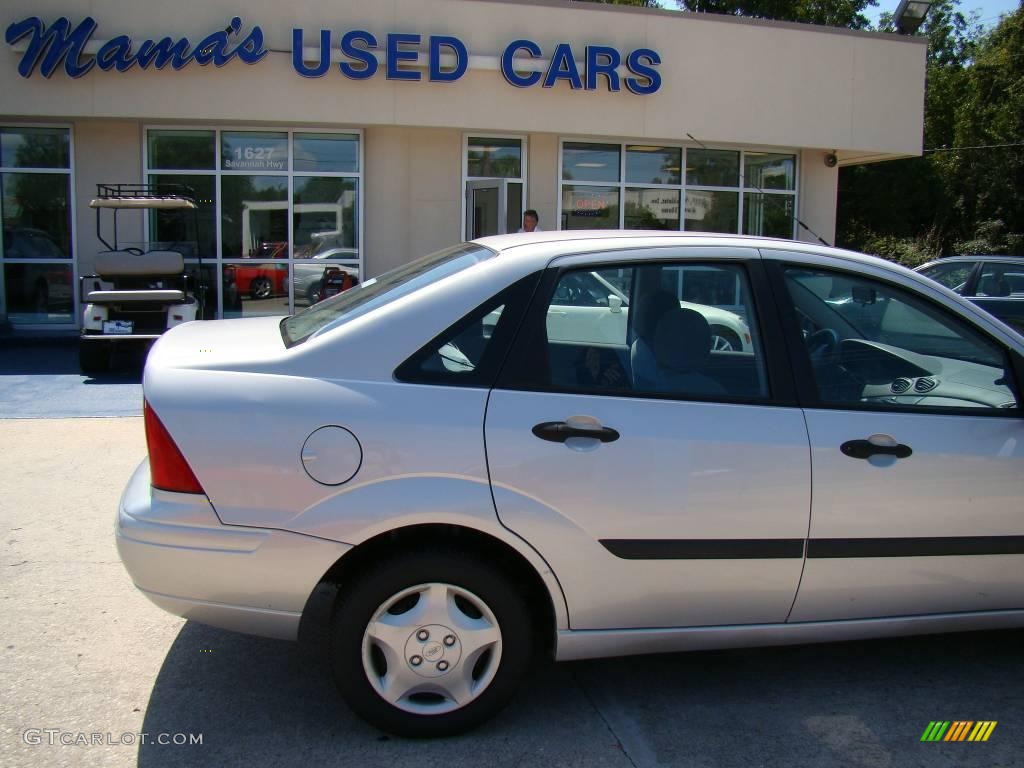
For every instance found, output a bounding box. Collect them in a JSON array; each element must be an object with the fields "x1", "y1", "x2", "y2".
[
  {"x1": 839, "y1": 3, "x2": 1023, "y2": 262},
  {"x1": 676, "y1": 0, "x2": 878, "y2": 29}
]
